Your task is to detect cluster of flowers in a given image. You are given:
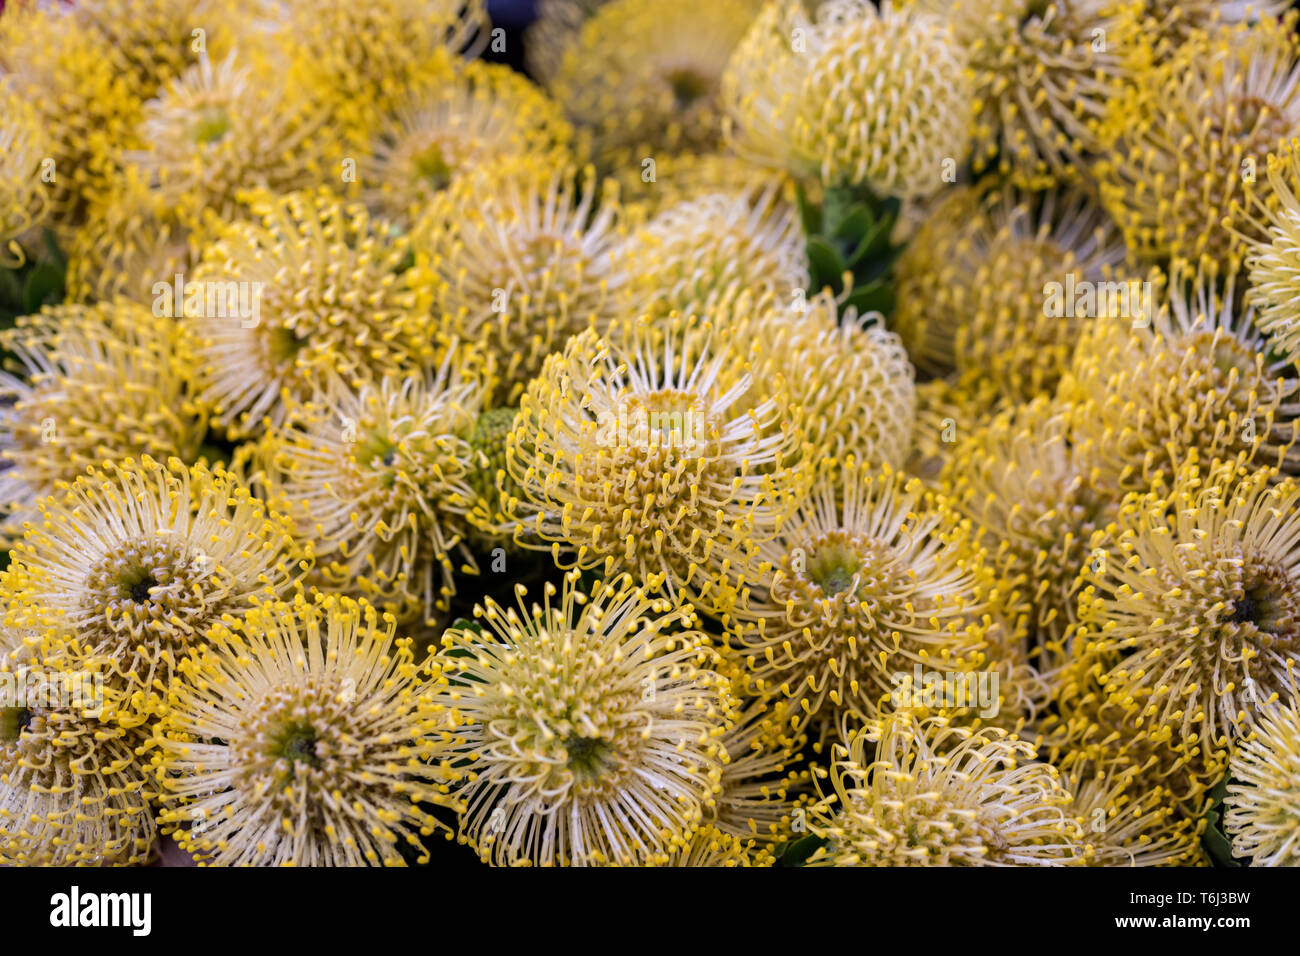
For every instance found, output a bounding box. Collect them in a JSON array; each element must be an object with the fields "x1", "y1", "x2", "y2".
[{"x1": 0, "y1": 0, "x2": 1298, "y2": 868}]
